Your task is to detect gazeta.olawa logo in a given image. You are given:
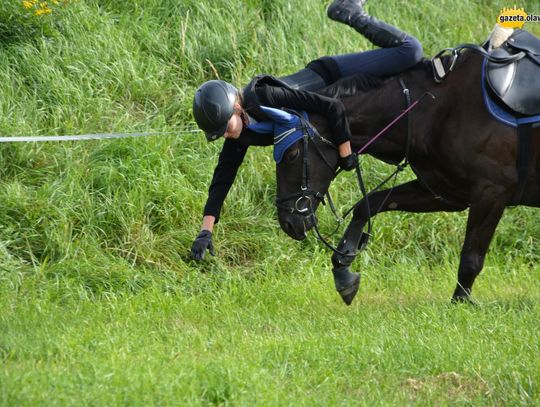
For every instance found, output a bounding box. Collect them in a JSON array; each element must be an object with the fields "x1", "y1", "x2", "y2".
[{"x1": 497, "y1": 6, "x2": 539, "y2": 29}]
